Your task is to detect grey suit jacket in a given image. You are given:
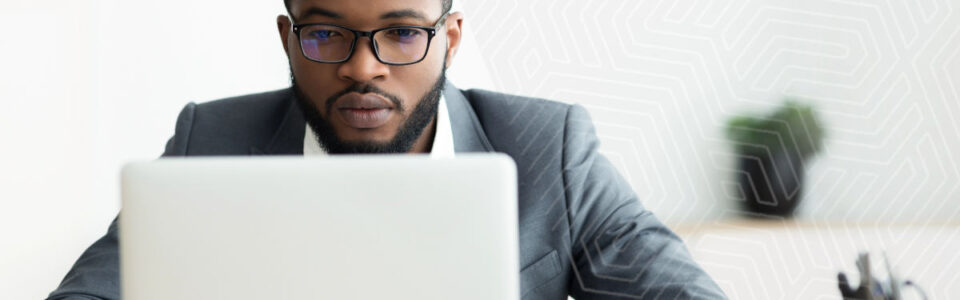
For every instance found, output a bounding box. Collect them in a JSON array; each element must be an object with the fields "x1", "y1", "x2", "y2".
[{"x1": 49, "y1": 82, "x2": 726, "y2": 300}]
